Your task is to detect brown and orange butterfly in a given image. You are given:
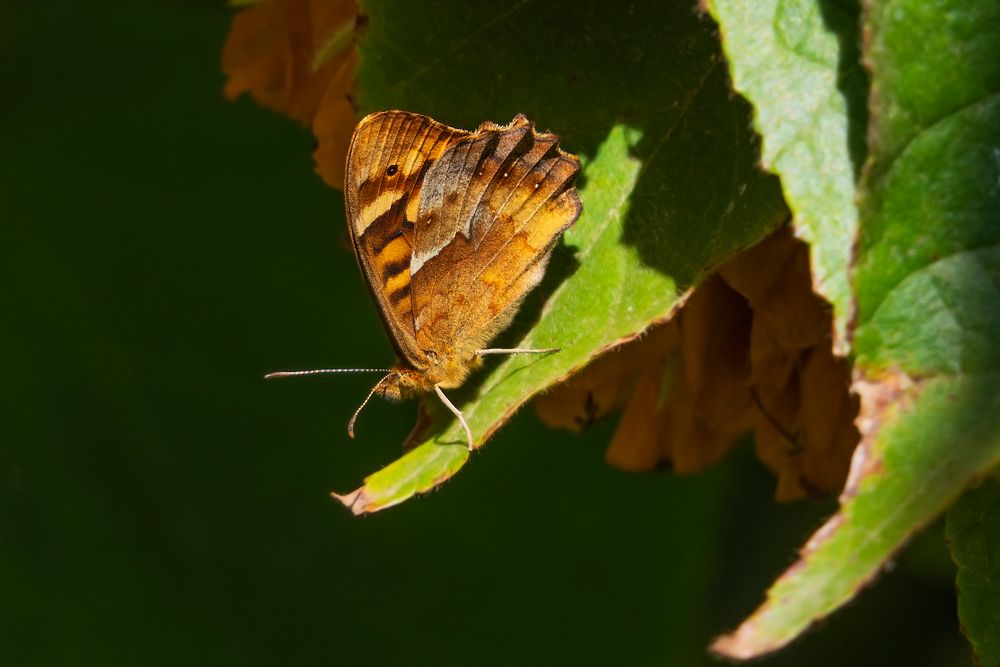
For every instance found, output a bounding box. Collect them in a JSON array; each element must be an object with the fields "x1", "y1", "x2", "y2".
[{"x1": 268, "y1": 110, "x2": 582, "y2": 449}]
